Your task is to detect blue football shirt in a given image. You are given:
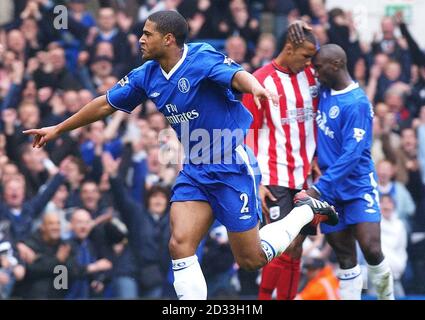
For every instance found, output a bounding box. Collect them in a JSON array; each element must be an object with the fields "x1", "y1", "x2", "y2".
[
  {"x1": 107, "y1": 42, "x2": 253, "y2": 164},
  {"x1": 314, "y1": 82, "x2": 378, "y2": 201}
]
